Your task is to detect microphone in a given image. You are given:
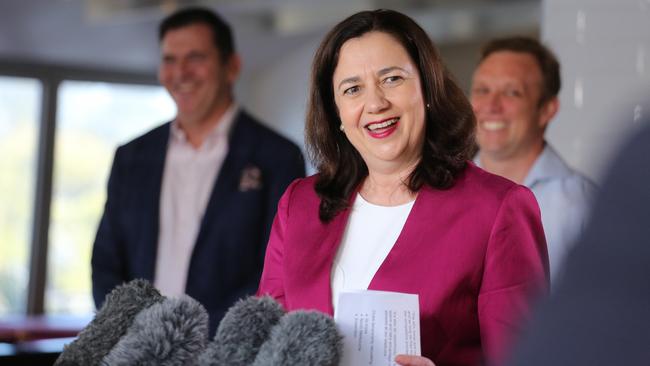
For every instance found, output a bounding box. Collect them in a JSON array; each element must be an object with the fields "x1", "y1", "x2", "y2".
[
  {"x1": 252, "y1": 310, "x2": 343, "y2": 366},
  {"x1": 198, "y1": 296, "x2": 285, "y2": 366},
  {"x1": 101, "y1": 295, "x2": 209, "y2": 366},
  {"x1": 55, "y1": 278, "x2": 164, "y2": 366}
]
